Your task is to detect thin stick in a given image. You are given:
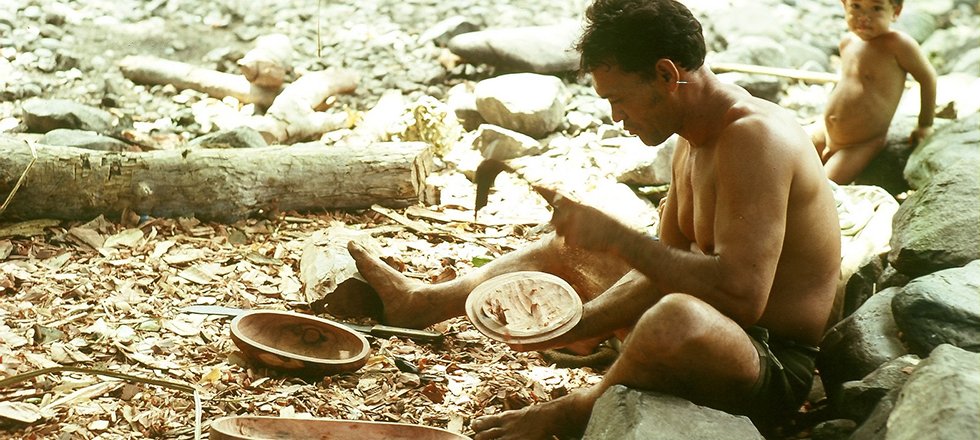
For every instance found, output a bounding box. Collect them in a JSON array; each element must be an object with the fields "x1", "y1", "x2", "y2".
[
  {"x1": 711, "y1": 62, "x2": 840, "y2": 84},
  {"x1": 316, "y1": 0, "x2": 322, "y2": 58},
  {"x1": 0, "y1": 140, "x2": 38, "y2": 217},
  {"x1": 0, "y1": 365, "x2": 202, "y2": 439}
]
